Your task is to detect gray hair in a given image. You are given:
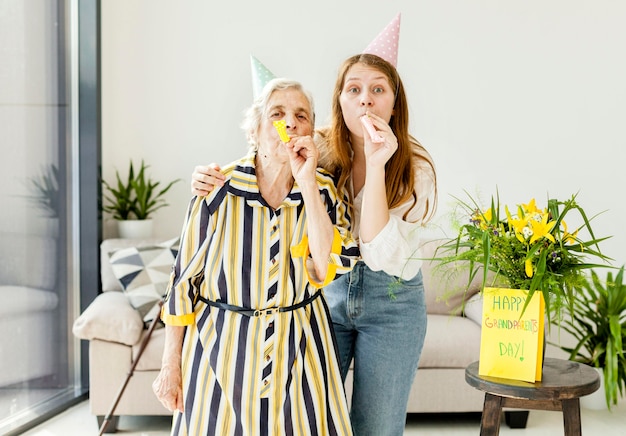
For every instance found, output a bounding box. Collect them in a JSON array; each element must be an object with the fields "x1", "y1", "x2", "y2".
[{"x1": 241, "y1": 78, "x2": 315, "y2": 151}]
